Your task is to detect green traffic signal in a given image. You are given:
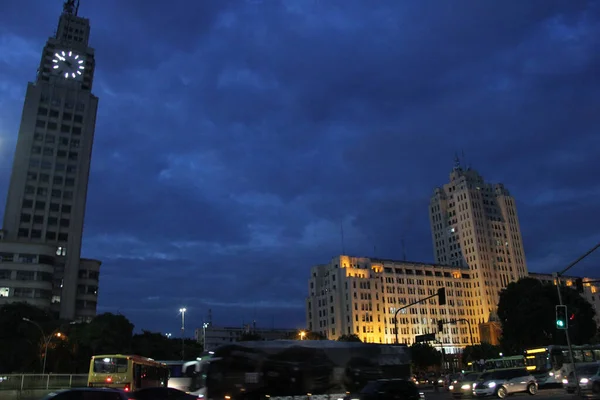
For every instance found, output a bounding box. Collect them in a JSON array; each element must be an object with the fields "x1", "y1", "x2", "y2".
[{"x1": 555, "y1": 305, "x2": 568, "y2": 330}]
